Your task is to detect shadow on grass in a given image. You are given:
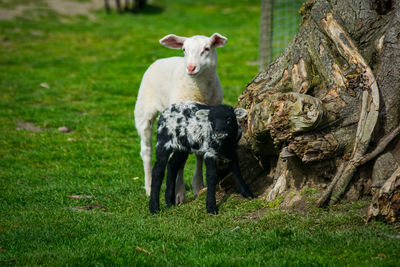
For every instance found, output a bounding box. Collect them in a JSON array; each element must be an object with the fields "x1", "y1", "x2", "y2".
[
  {"x1": 106, "y1": 4, "x2": 164, "y2": 15},
  {"x1": 134, "y1": 4, "x2": 164, "y2": 15}
]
